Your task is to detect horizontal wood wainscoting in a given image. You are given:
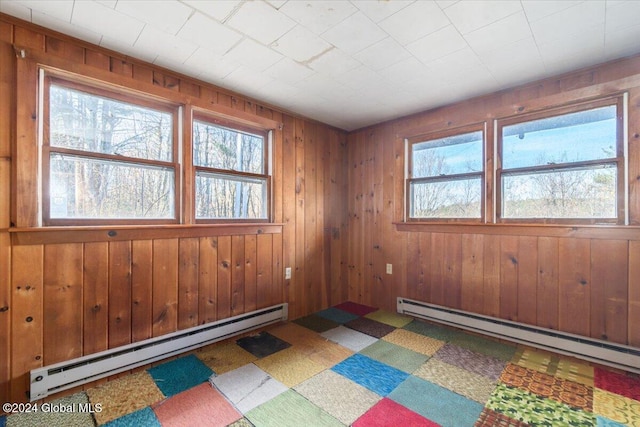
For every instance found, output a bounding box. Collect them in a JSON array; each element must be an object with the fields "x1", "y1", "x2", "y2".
[
  {"x1": 346, "y1": 54, "x2": 640, "y2": 351},
  {"x1": 0, "y1": 15, "x2": 349, "y2": 404}
]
